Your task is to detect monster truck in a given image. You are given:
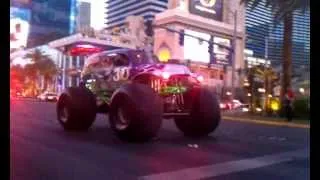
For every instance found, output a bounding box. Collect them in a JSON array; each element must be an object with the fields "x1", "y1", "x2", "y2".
[{"x1": 57, "y1": 49, "x2": 221, "y2": 142}]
